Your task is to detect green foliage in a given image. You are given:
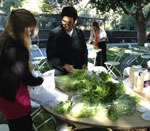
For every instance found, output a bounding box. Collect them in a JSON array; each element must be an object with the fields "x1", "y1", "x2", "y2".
[
  {"x1": 33, "y1": 59, "x2": 52, "y2": 73},
  {"x1": 70, "y1": 101, "x2": 97, "y2": 118},
  {"x1": 40, "y1": 0, "x2": 82, "y2": 14},
  {"x1": 80, "y1": 79, "x2": 125, "y2": 104},
  {"x1": 54, "y1": 66, "x2": 139, "y2": 121},
  {"x1": 90, "y1": 0, "x2": 150, "y2": 45},
  {"x1": 56, "y1": 70, "x2": 126, "y2": 104},
  {"x1": 1, "y1": 0, "x2": 23, "y2": 13},
  {"x1": 107, "y1": 94, "x2": 138, "y2": 121},
  {"x1": 143, "y1": 3, "x2": 150, "y2": 18},
  {"x1": 107, "y1": 106, "x2": 118, "y2": 121},
  {"x1": 54, "y1": 100, "x2": 72, "y2": 114},
  {"x1": 54, "y1": 70, "x2": 138, "y2": 121},
  {"x1": 55, "y1": 69, "x2": 88, "y2": 91},
  {"x1": 98, "y1": 71, "x2": 112, "y2": 81},
  {"x1": 55, "y1": 75, "x2": 79, "y2": 91},
  {"x1": 120, "y1": 14, "x2": 136, "y2": 30},
  {"x1": 90, "y1": 0, "x2": 140, "y2": 13},
  {"x1": 69, "y1": 69, "x2": 88, "y2": 80},
  {"x1": 90, "y1": 0, "x2": 118, "y2": 13},
  {"x1": 40, "y1": 0, "x2": 54, "y2": 13}
]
